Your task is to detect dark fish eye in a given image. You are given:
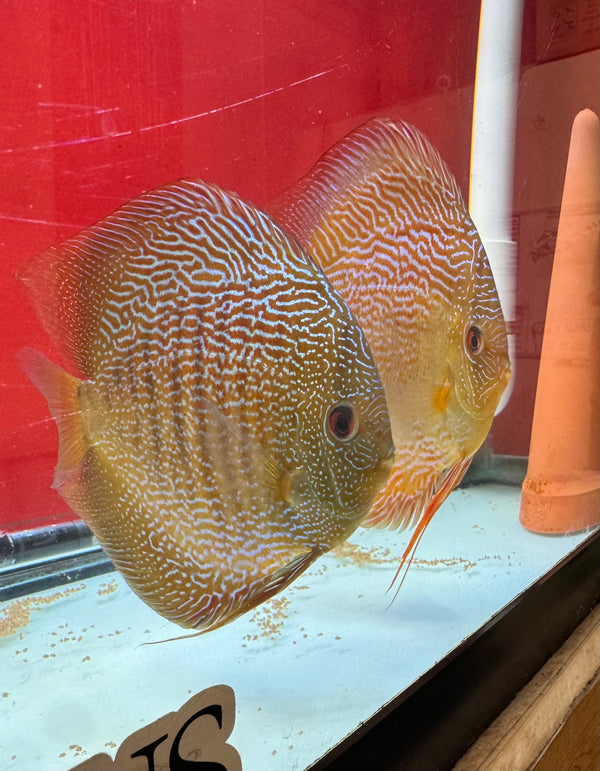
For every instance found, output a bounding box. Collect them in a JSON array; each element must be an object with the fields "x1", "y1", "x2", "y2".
[
  {"x1": 465, "y1": 325, "x2": 483, "y2": 355},
  {"x1": 327, "y1": 403, "x2": 358, "y2": 442}
]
